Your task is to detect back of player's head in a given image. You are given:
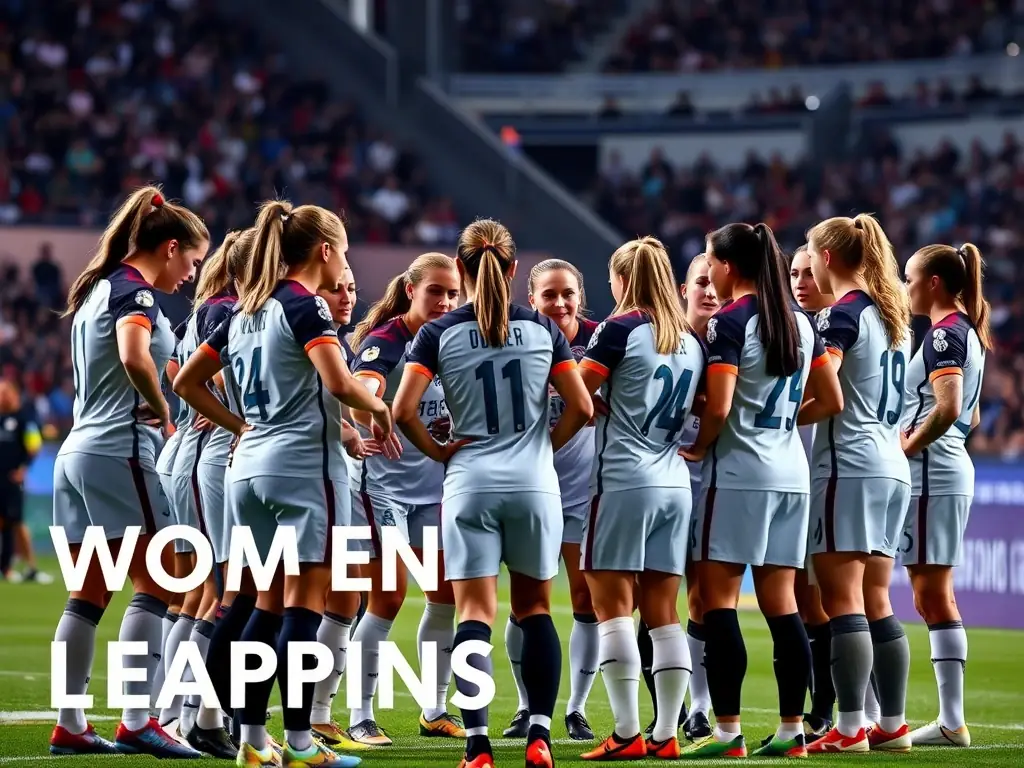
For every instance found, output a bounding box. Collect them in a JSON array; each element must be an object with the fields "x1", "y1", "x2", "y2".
[
  {"x1": 709, "y1": 222, "x2": 799, "y2": 377},
  {"x1": 193, "y1": 227, "x2": 255, "y2": 308},
  {"x1": 242, "y1": 200, "x2": 346, "y2": 315},
  {"x1": 457, "y1": 218, "x2": 516, "y2": 348},
  {"x1": 64, "y1": 186, "x2": 209, "y2": 316},
  {"x1": 352, "y1": 251, "x2": 456, "y2": 349},
  {"x1": 528, "y1": 259, "x2": 588, "y2": 312},
  {"x1": 807, "y1": 213, "x2": 909, "y2": 350},
  {"x1": 609, "y1": 236, "x2": 690, "y2": 355},
  {"x1": 913, "y1": 242, "x2": 992, "y2": 351}
]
